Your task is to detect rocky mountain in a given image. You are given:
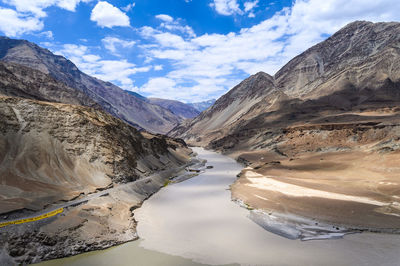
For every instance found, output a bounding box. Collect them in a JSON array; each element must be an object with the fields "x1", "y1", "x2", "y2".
[
  {"x1": 187, "y1": 99, "x2": 216, "y2": 112},
  {"x1": 0, "y1": 95, "x2": 193, "y2": 264},
  {"x1": 0, "y1": 37, "x2": 181, "y2": 134},
  {"x1": 171, "y1": 21, "x2": 400, "y2": 231},
  {"x1": 173, "y1": 21, "x2": 400, "y2": 145},
  {"x1": 0, "y1": 61, "x2": 98, "y2": 108},
  {"x1": 148, "y1": 97, "x2": 200, "y2": 119},
  {"x1": 125, "y1": 90, "x2": 147, "y2": 101}
]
